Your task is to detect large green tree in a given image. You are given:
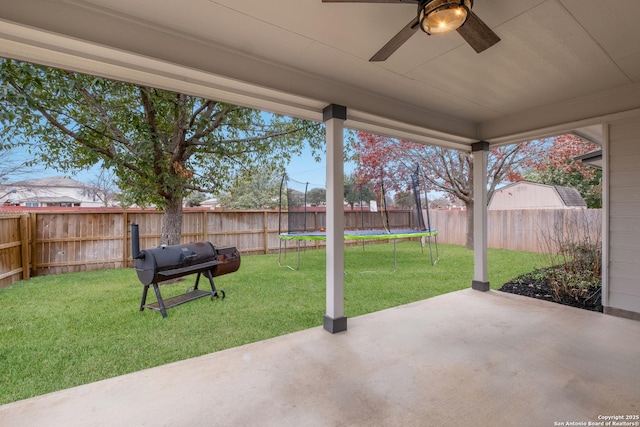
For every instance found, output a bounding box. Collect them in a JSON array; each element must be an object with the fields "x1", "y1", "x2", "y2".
[
  {"x1": 0, "y1": 59, "x2": 323, "y2": 244},
  {"x1": 218, "y1": 167, "x2": 284, "y2": 210},
  {"x1": 306, "y1": 187, "x2": 326, "y2": 207},
  {"x1": 343, "y1": 174, "x2": 376, "y2": 210}
]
